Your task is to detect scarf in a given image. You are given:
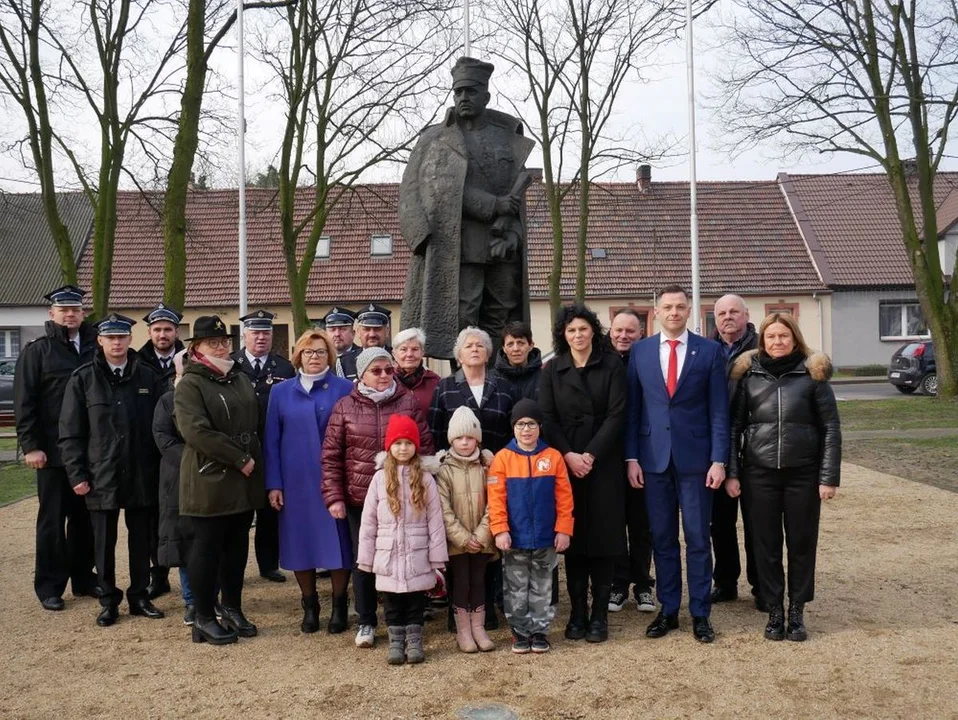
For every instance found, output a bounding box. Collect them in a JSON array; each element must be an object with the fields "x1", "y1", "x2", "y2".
[
  {"x1": 299, "y1": 367, "x2": 329, "y2": 393},
  {"x1": 357, "y1": 379, "x2": 397, "y2": 404},
  {"x1": 757, "y1": 350, "x2": 806, "y2": 378},
  {"x1": 190, "y1": 348, "x2": 234, "y2": 377},
  {"x1": 397, "y1": 363, "x2": 425, "y2": 389},
  {"x1": 448, "y1": 447, "x2": 481, "y2": 464}
]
